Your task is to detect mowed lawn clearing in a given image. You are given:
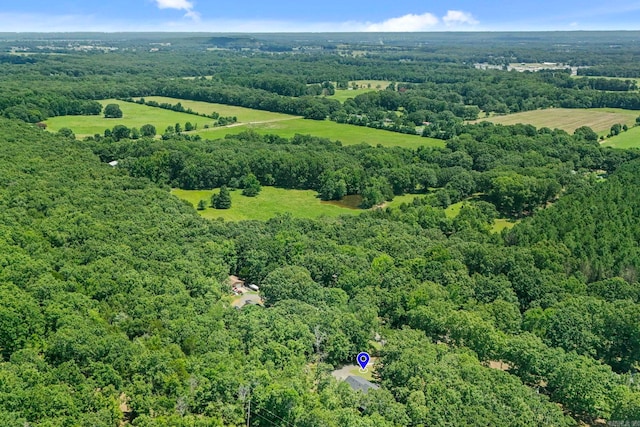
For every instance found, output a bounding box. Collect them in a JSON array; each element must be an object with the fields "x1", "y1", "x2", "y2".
[
  {"x1": 384, "y1": 193, "x2": 424, "y2": 208},
  {"x1": 602, "y1": 126, "x2": 640, "y2": 149},
  {"x1": 143, "y1": 96, "x2": 440, "y2": 148},
  {"x1": 141, "y1": 96, "x2": 298, "y2": 123},
  {"x1": 197, "y1": 118, "x2": 445, "y2": 149},
  {"x1": 45, "y1": 99, "x2": 214, "y2": 136},
  {"x1": 474, "y1": 108, "x2": 639, "y2": 135},
  {"x1": 327, "y1": 88, "x2": 377, "y2": 103},
  {"x1": 172, "y1": 187, "x2": 363, "y2": 221},
  {"x1": 326, "y1": 80, "x2": 392, "y2": 102}
]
